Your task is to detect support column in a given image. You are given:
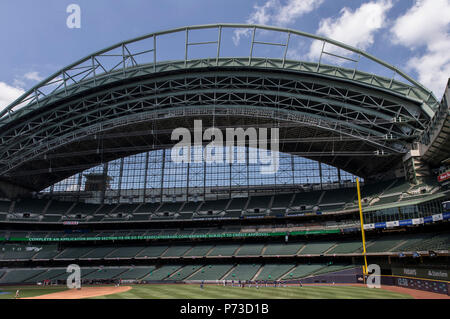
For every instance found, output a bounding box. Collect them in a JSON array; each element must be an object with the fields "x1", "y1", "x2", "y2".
[
  {"x1": 117, "y1": 157, "x2": 124, "y2": 203},
  {"x1": 160, "y1": 149, "x2": 166, "y2": 202},
  {"x1": 143, "y1": 152, "x2": 150, "y2": 203},
  {"x1": 319, "y1": 162, "x2": 323, "y2": 190},
  {"x1": 101, "y1": 163, "x2": 108, "y2": 204}
]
